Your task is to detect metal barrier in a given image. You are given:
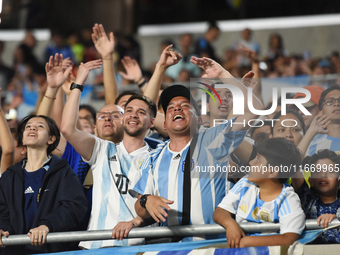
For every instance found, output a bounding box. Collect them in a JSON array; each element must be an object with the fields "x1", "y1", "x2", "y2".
[{"x1": 1, "y1": 219, "x2": 339, "y2": 246}]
